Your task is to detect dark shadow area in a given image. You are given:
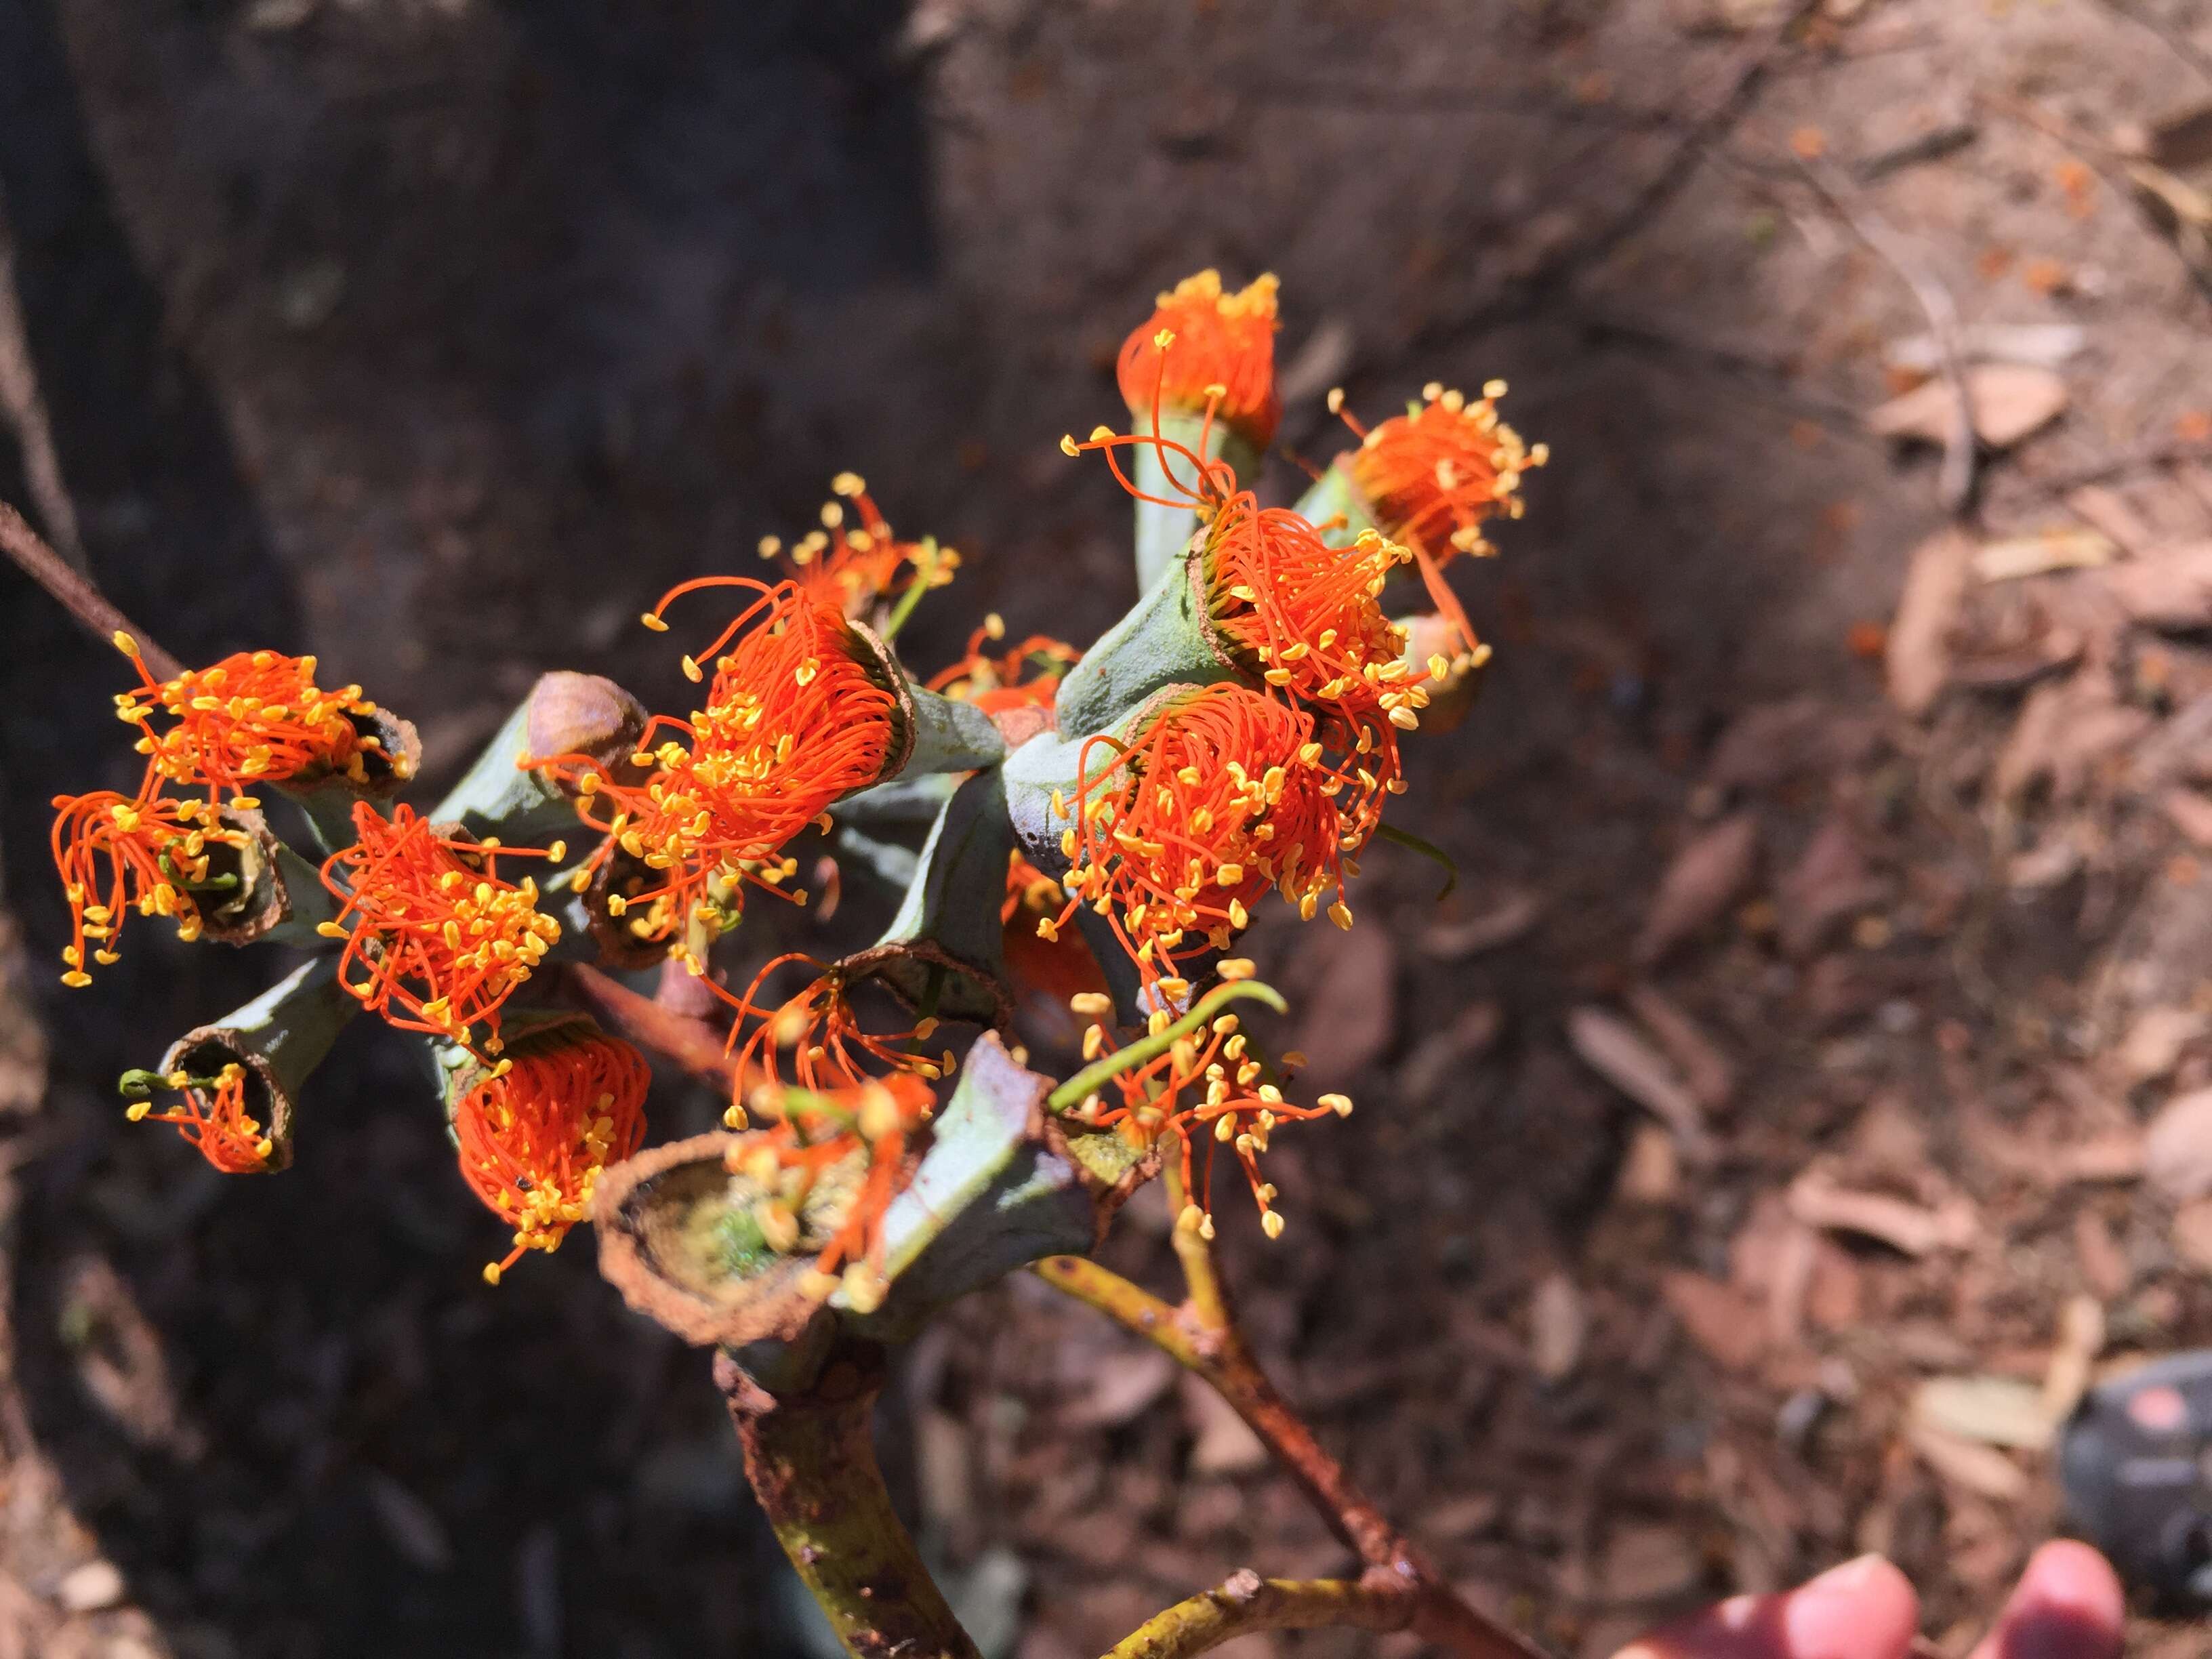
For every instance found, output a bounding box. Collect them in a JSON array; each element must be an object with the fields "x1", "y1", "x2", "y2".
[{"x1": 0, "y1": 1, "x2": 939, "y2": 1654}]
